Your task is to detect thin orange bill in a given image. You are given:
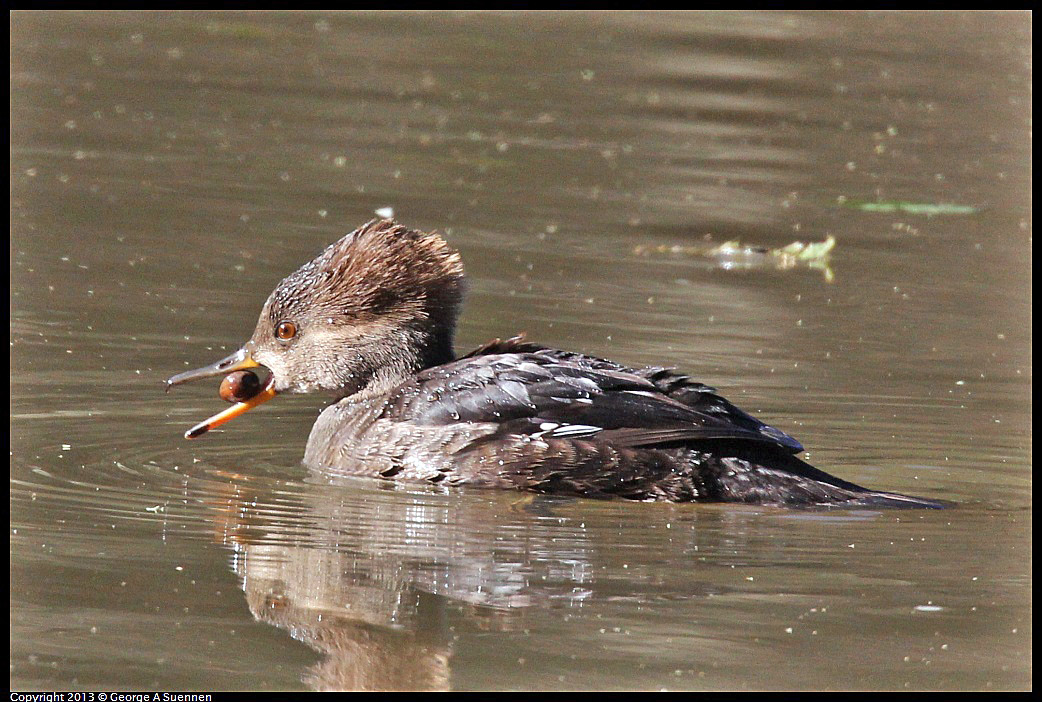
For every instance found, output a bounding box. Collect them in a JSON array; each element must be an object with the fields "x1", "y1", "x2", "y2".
[{"x1": 184, "y1": 376, "x2": 278, "y2": 439}]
